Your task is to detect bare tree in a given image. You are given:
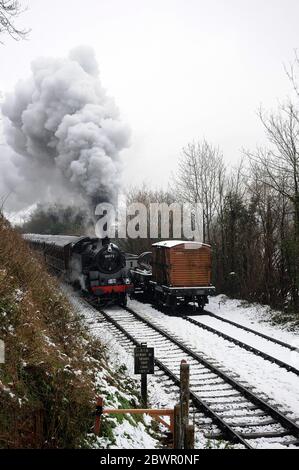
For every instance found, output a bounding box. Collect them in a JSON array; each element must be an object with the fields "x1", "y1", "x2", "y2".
[
  {"x1": 0, "y1": 0, "x2": 29, "y2": 41},
  {"x1": 246, "y1": 103, "x2": 299, "y2": 310},
  {"x1": 247, "y1": 104, "x2": 299, "y2": 236},
  {"x1": 117, "y1": 184, "x2": 176, "y2": 255},
  {"x1": 174, "y1": 139, "x2": 225, "y2": 242}
]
